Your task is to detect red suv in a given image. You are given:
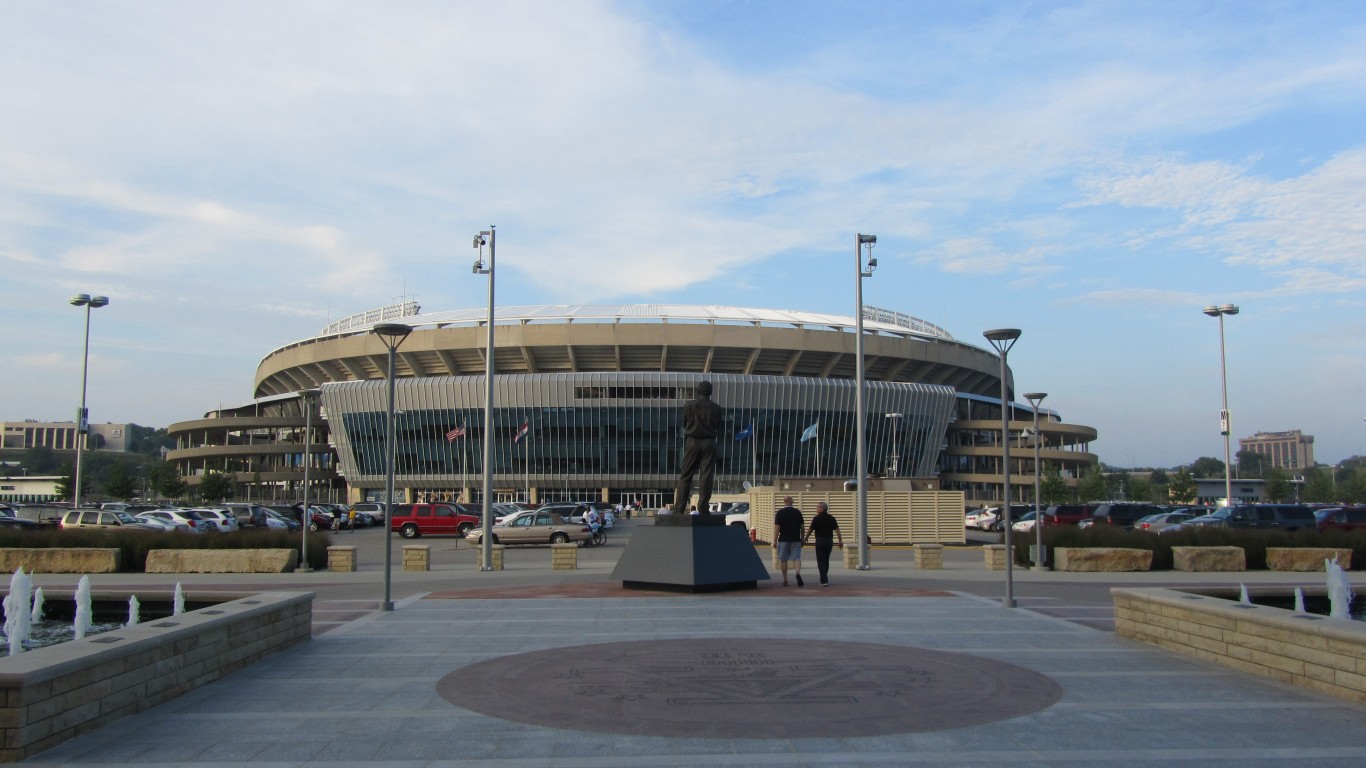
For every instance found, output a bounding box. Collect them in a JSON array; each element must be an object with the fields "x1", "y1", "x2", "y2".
[
  {"x1": 1042, "y1": 504, "x2": 1097, "y2": 527},
  {"x1": 390, "y1": 503, "x2": 480, "y2": 539}
]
